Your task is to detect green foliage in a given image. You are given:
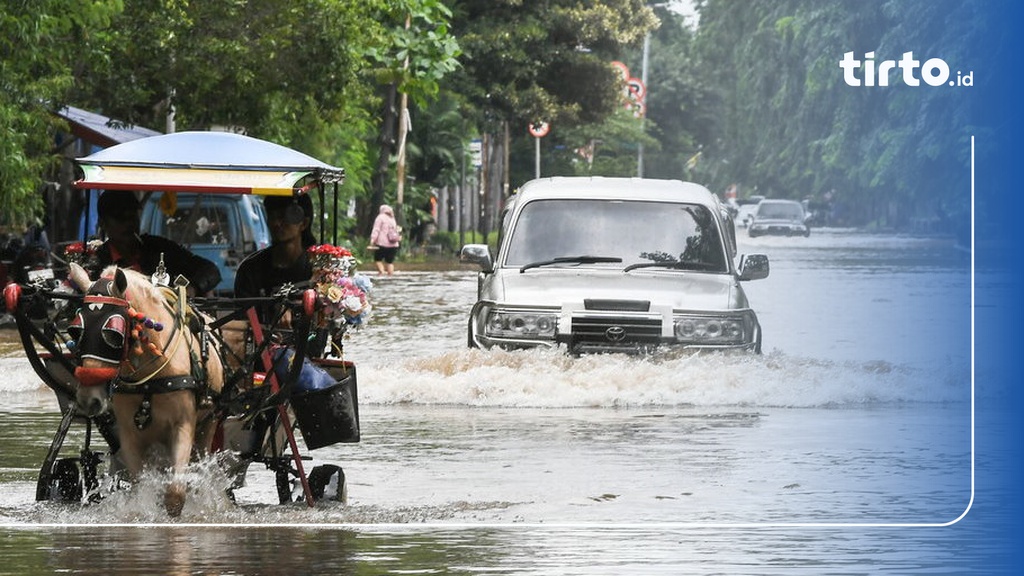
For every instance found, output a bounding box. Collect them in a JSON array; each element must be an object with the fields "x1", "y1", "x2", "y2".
[
  {"x1": 545, "y1": 107, "x2": 657, "y2": 178},
  {"x1": 0, "y1": 0, "x2": 123, "y2": 227},
  {"x1": 636, "y1": 6, "x2": 709, "y2": 181},
  {"x1": 71, "y1": 0, "x2": 375, "y2": 135},
  {"x1": 449, "y1": 0, "x2": 658, "y2": 128},
  {"x1": 405, "y1": 93, "x2": 469, "y2": 189},
  {"x1": 363, "y1": 0, "x2": 462, "y2": 106},
  {"x1": 2, "y1": 0, "x2": 657, "y2": 235},
  {"x1": 429, "y1": 230, "x2": 463, "y2": 254}
]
